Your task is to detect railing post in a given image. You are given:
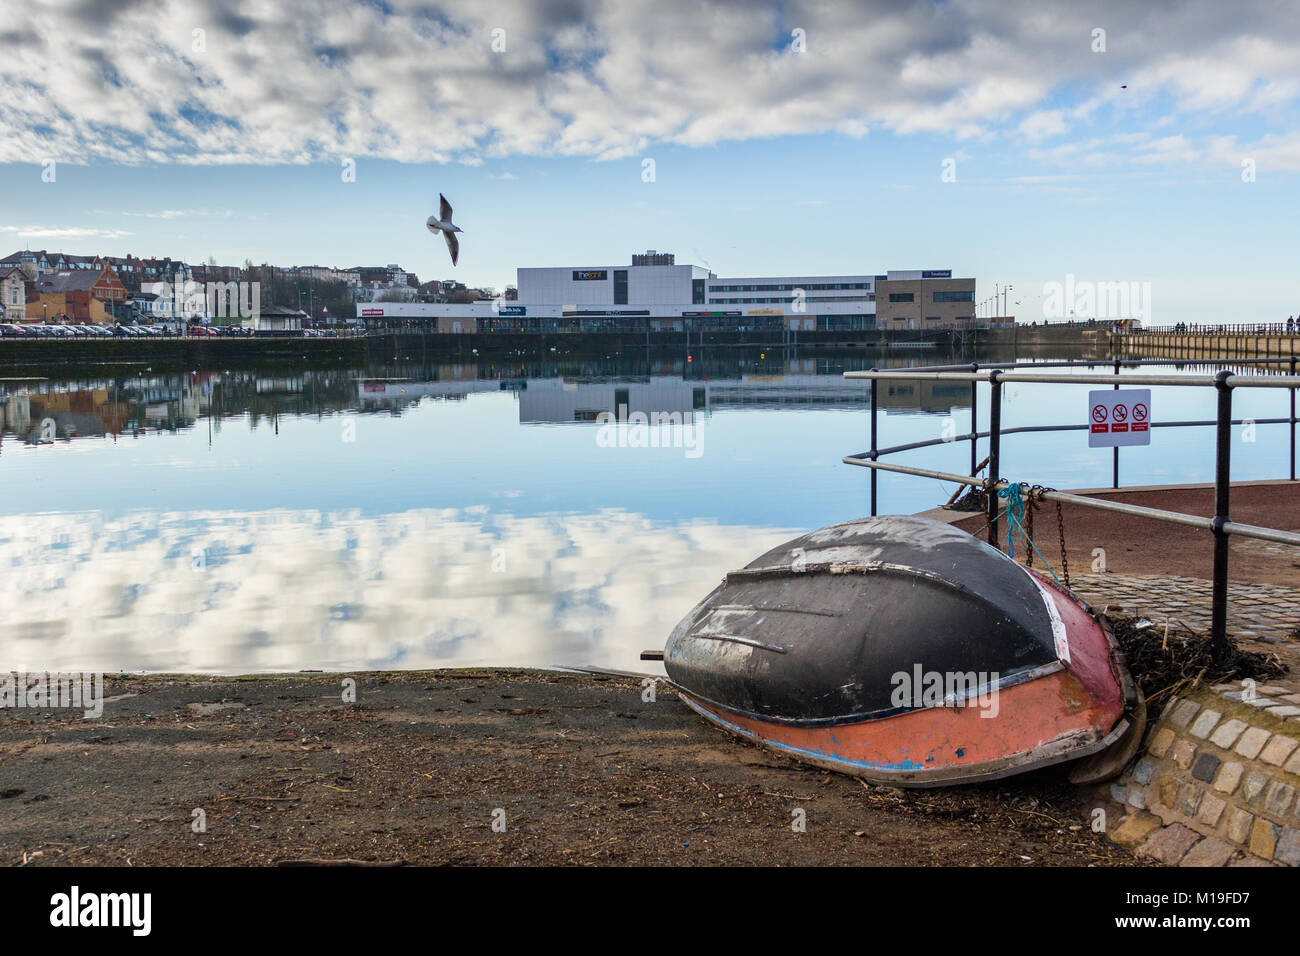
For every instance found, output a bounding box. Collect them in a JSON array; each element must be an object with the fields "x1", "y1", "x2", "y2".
[
  {"x1": 1211, "y1": 370, "x2": 1233, "y2": 661},
  {"x1": 969, "y1": 362, "x2": 979, "y2": 476},
  {"x1": 869, "y1": 371, "x2": 879, "y2": 517},
  {"x1": 1291, "y1": 355, "x2": 1296, "y2": 482},
  {"x1": 987, "y1": 370, "x2": 1002, "y2": 548},
  {"x1": 1113, "y1": 357, "x2": 1121, "y2": 489}
]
